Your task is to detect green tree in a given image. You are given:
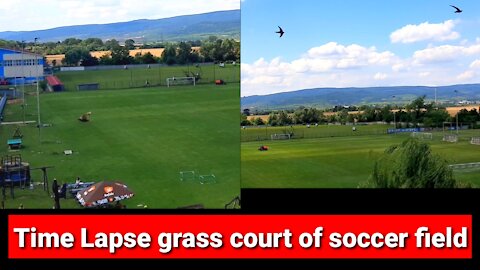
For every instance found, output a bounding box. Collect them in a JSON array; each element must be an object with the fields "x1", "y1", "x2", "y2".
[
  {"x1": 254, "y1": 117, "x2": 265, "y2": 126},
  {"x1": 110, "y1": 46, "x2": 133, "y2": 65},
  {"x1": 105, "y1": 39, "x2": 121, "y2": 50},
  {"x1": 82, "y1": 38, "x2": 105, "y2": 51},
  {"x1": 63, "y1": 48, "x2": 91, "y2": 66},
  {"x1": 63, "y1": 38, "x2": 82, "y2": 46},
  {"x1": 124, "y1": 39, "x2": 136, "y2": 50},
  {"x1": 177, "y1": 42, "x2": 193, "y2": 64},
  {"x1": 241, "y1": 114, "x2": 251, "y2": 126},
  {"x1": 161, "y1": 45, "x2": 177, "y2": 65},
  {"x1": 366, "y1": 138, "x2": 458, "y2": 188}
]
